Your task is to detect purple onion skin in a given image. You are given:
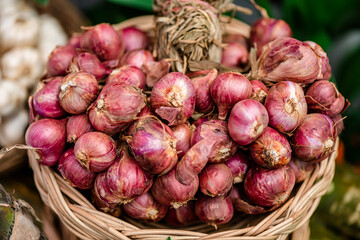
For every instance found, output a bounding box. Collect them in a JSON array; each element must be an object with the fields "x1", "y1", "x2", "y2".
[
  {"x1": 225, "y1": 150, "x2": 250, "y2": 183},
  {"x1": 244, "y1": 165, "x2": 295, "y2": 207},
  {"x1": 221, "y1": 42, "x2": 249, "y2": 68},
  {"x1": 249, "y1": 127, "x2": 292, "y2": 169},
  {"x1": 171, "y1": 123, "x2": 192, "y2": 158},
  {"x1": 229, "y1": 185, "x2": 269, "y2": 214},
  {"x1": 164, "y1": 201, "x2": 197, "y2": 226},
  {"x1": 122, "y1": 192, "x2": 168, "y2": 222},
  {"x1": 120, "y1": 49, "x2": 155, "y2": 69},
  {"x1": 106, "y1": 65, "x2": 146, "y2": 89},
  {"x1": 72, "y1": 51, "x2": 111, "y2": 81},
  {"x1": 228, "y1": 99, "x2": 269, "y2": 146},
  {"x1": 195, "y1": 195, "x2": 234, "y2": 227},
  {"x1": 288, "y1": 158, "x2": 316, "y2": 183},
  {"x1": 199, "y1": 163, "x2": 233, "y2": 197},
  {"x1": 25, "y1": 118, "x2": 66, "y2": 166},
  {"x1": 46, "y1": 45, "x2": 76, "y2": 77},
  {"x1": 33, "y1": 77, "x2": 67, "y2": 118},
  {"x1": 151, "y1": 168, "x2": 199, "y2": 209},
  {"x1": 143, "y1": 59, "x2": 171, "y2": 88},
  {"x1": 291, "y1": 113, "x2": 336, "y2": 162},
  {"x1": 119, "y1": 27, "x2": 149, "y2": 52},
  {"x1": 66, "y1": 114, "x2": 92, "y2": 143},
  {"x1": 58, "y1": 148, "x2": 96, "y2": 189},
  {"x1": 250, "y1": 80, "x2": 268, "y2": 104},
  {"x1": 265, "y1": 81, "x2": 307, "y2": 133},
  {"x1": 305, "y1": 41, "x2": 331, "y2": 80}
]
